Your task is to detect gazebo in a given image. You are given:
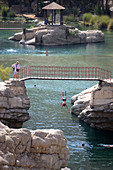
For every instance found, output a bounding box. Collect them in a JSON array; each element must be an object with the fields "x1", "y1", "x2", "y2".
[{"x1": 42, "y1": 2, "x2": 65, "y2": 25}]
